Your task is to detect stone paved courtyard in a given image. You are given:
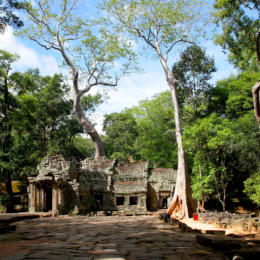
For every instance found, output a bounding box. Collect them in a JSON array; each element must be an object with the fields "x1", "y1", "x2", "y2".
[{"x1": 0, "y1": 215, "x2": 228, "y2": 260}]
